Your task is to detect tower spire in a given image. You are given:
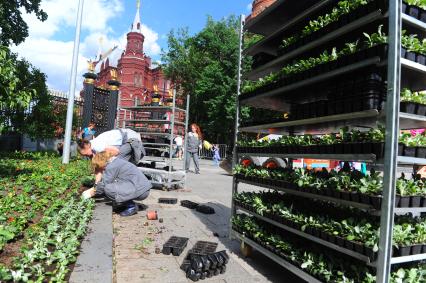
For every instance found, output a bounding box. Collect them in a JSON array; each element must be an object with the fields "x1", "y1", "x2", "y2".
[{"x1": 132, "y1": 0, "x2": 142, "y2": 33}]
